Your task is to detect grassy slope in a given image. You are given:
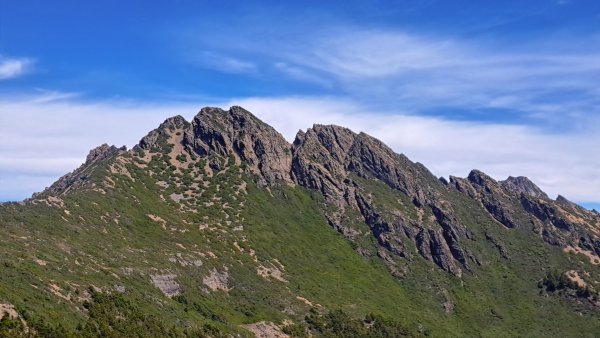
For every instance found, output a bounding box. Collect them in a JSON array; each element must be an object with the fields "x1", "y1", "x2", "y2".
[
  {"x1": 0, "y1": 153, "x2": 598, "y2": 337},
  {"x1": 0, "y1": 154, "x2": 435, "y2": 335},
  {"x1": 357, "y1": 176, "x2": 600, "y2": 337}
]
